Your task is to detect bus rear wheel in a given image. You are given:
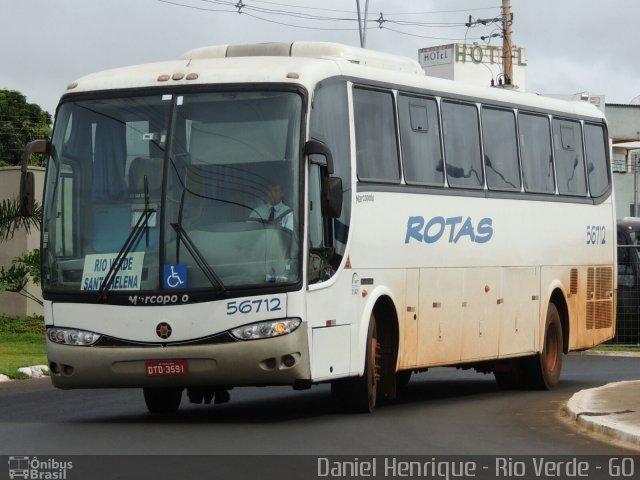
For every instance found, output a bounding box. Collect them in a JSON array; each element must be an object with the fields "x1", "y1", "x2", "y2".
[
  {"x1": 526, "y1": 303, "x2": 563, "y2": 390},
  {"x1": 143, "y1": 387, "x2": 183, "y2": 414},
  {"x1": 331, "y1": 315, "x2": 379, "y2": 413}
]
